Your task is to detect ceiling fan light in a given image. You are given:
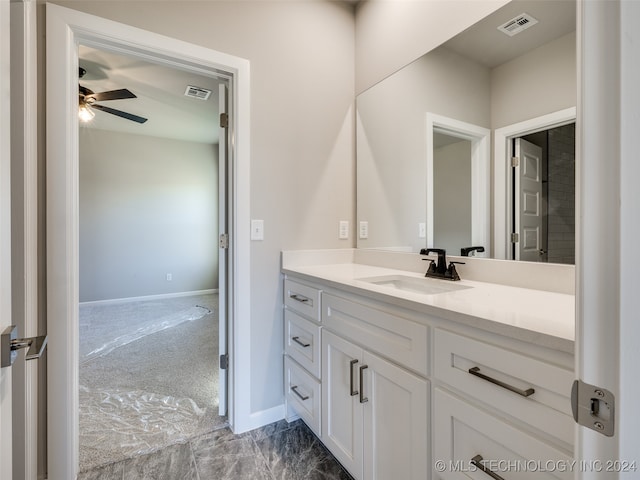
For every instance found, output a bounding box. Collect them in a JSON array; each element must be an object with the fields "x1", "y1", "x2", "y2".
[{"x1": 78, "y1": 104, "x2": 95, "y2": 122}]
